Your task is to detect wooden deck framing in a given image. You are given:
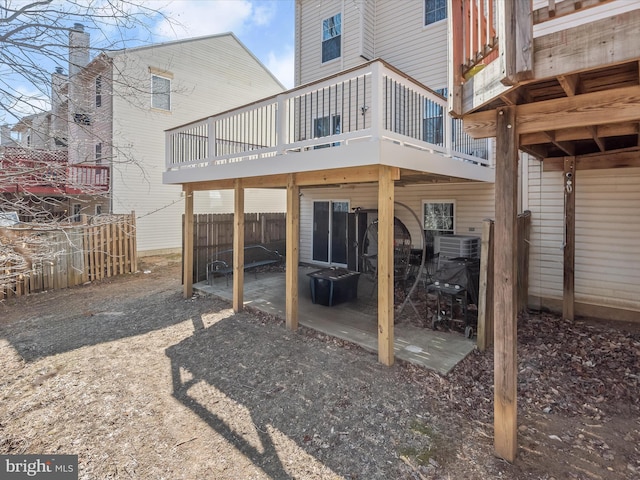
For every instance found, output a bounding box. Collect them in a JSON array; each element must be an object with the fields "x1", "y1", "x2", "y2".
[{"x1": 448, "y1": 0, "x2": 640, "y2": 463}]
